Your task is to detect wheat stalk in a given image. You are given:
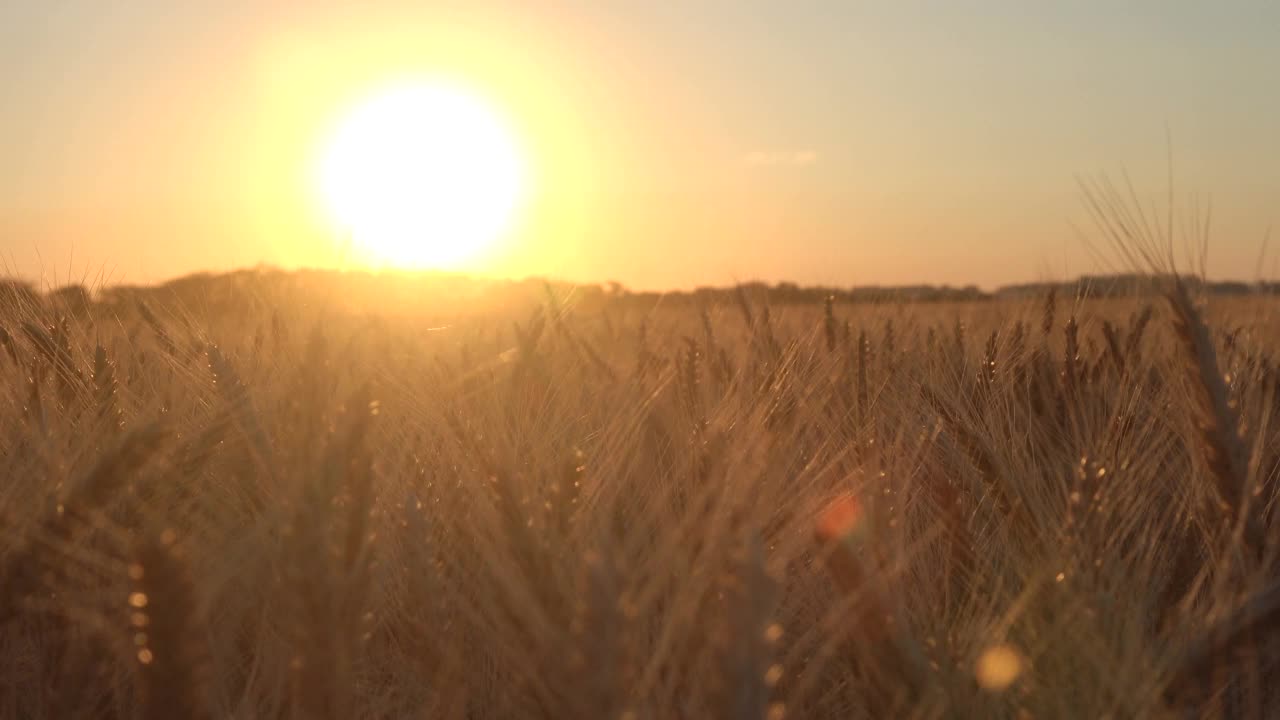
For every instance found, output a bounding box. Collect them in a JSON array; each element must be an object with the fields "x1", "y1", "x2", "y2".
[
  {"x1": 129, "y1": 530, "x2": 212, "y2": 720},
  {"x1": 1165, "y1": 278, "x2": 1261, "y2": 555},
  {"x1": 0, "y1": 424, "x2": 166, "y2": 625}
]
